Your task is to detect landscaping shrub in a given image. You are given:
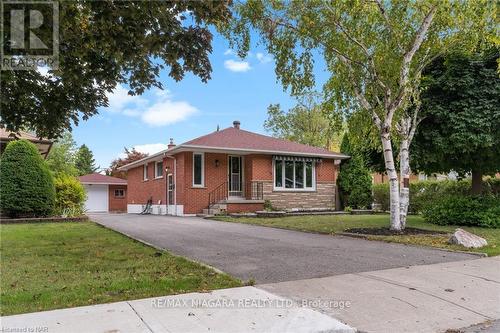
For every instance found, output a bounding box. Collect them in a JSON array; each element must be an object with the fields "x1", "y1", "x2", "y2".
[
  {"x1": 372, "y1": 179, "x2": 497, "y2": 214},
  {"x1": 423, "y1": 195, "x2": 500, "y2": 228},
  {"x1": 54, "y1": 174, "x2": 87, "y2": 216},
  {"x1": 337, "y1": 134, "x2": 372, "y2": 209},
  {"x1": 372, "y1": 183, "x2": 390, "y2": 211},
  {"x1": 0, "y1": 140, "x2": 55, "y2": 217}
]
